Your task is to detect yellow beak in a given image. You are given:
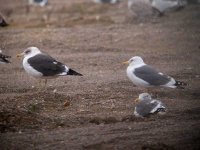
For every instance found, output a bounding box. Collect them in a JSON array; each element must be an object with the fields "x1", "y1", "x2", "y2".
[
  {"x1": 134, "y1": 98, "x2": 140, "y2": 103},
  {"x1": 16, "y1": 53, "x2": 24, "y2": 58},
  {"x1": 122, "y1": 61, "x2": 129, "y2": 64}
]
